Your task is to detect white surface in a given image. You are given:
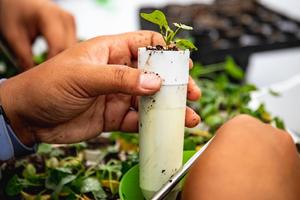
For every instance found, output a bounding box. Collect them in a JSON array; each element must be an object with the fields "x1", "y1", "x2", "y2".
[
  {"x1": 249, "y1": 74, "x2": 300, "y2": 142},
  {"x1": 246, "y1": 47, "x2": 300, "y2": 88},
  {"x1": 259, "y1": 0, "x2": 300, "y2": 20},
  {"x1": 56, "y1": 0, "x2": 213, "y2": 39}
]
